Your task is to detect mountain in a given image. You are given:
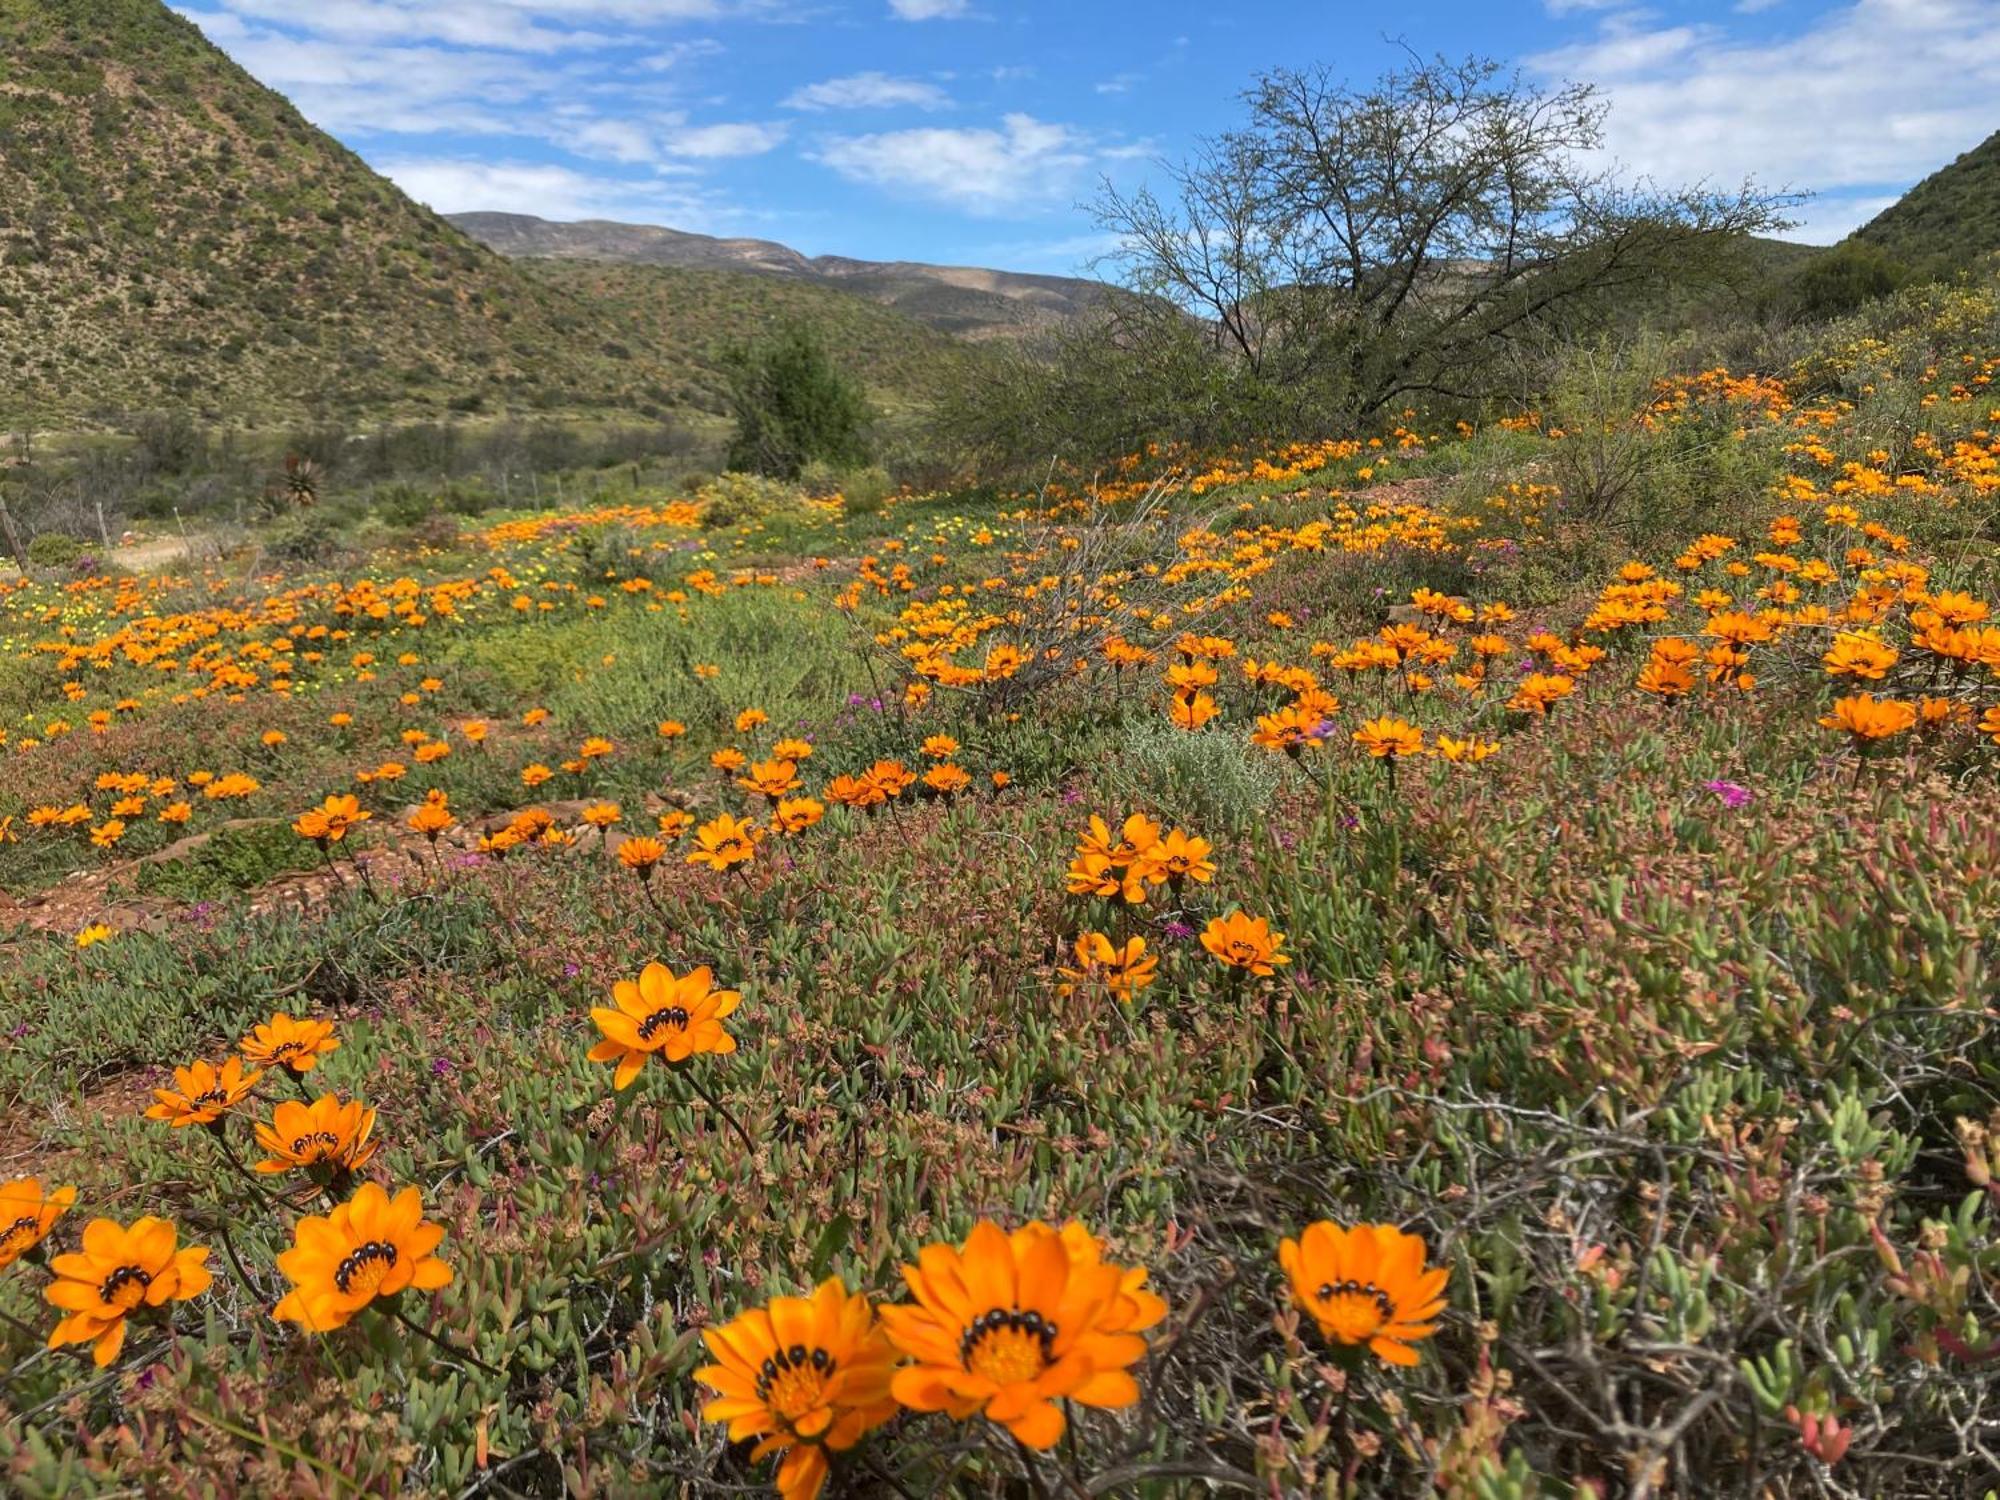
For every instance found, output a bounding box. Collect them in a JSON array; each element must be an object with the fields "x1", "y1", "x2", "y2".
[
  {"x1": 0, "y1": 0, "x2": 664, "y2": 426},
  {"x1": 451, "y1": 213, "x2": 1113, "y2": 341},
  {"x1": 513, "y1": 261, "x2": 986, "y2": 415},
  {"x1": 1846, "y1": 128, "x2": 2000, "y2": 277}
]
